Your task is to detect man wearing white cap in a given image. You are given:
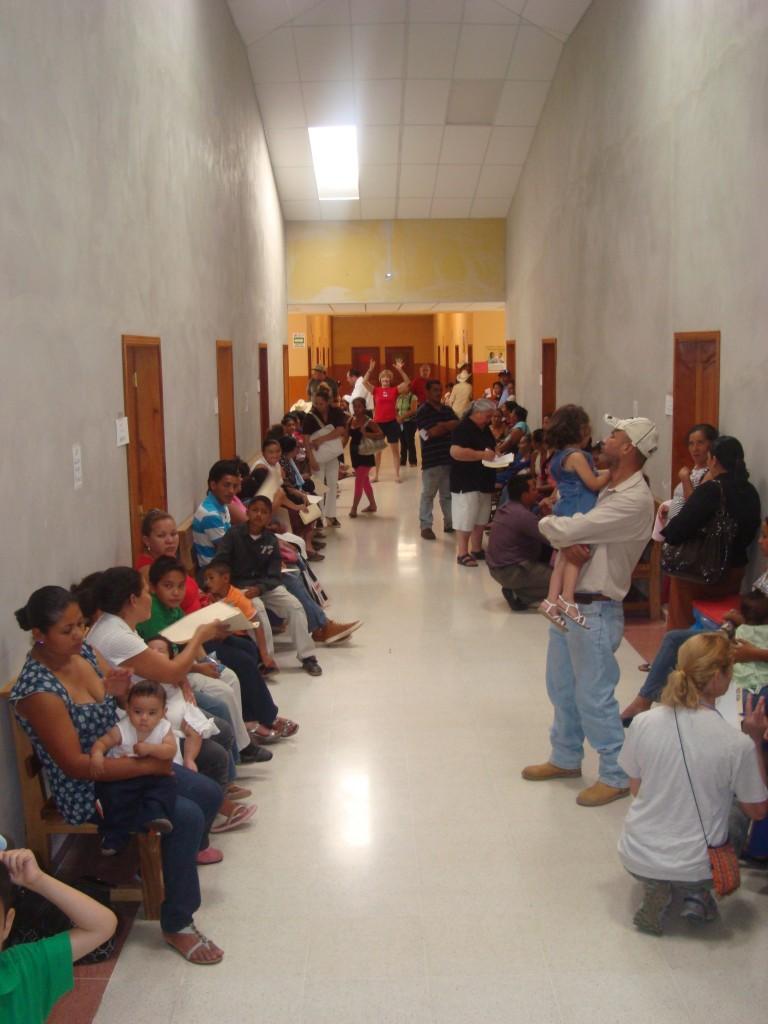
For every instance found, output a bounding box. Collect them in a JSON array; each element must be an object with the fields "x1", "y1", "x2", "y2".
[{"x1": 522, "y1": 414, "x2": 657, "y2": 806}]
